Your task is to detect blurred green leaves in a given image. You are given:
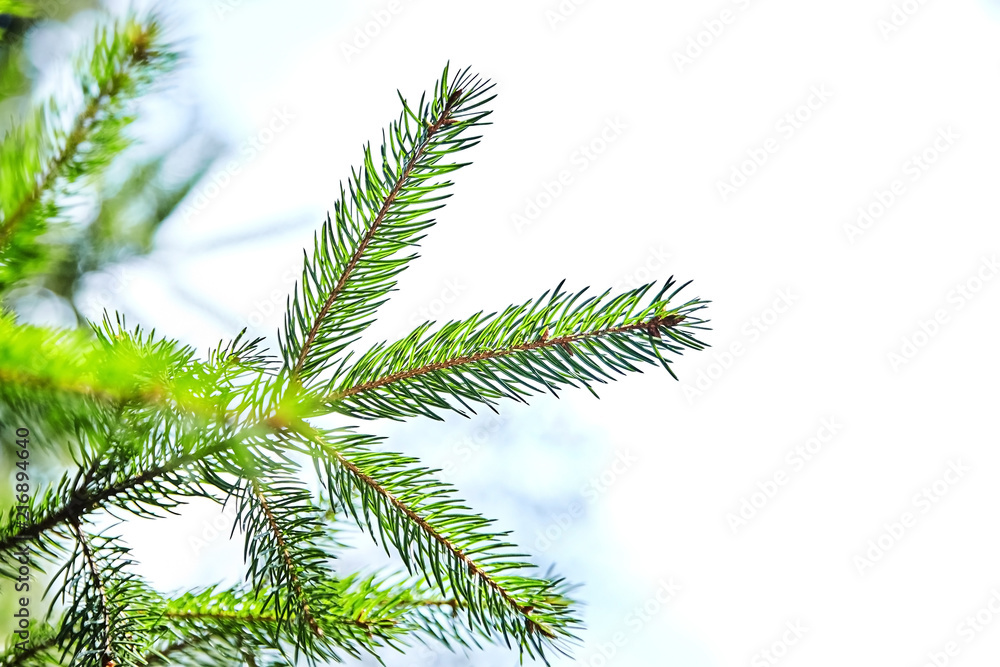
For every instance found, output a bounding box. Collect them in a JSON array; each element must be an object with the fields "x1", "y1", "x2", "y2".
[{"x1": 0, "y1": 2, "x2": 220, "y2": 323}]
